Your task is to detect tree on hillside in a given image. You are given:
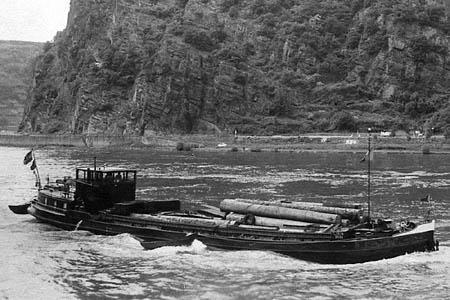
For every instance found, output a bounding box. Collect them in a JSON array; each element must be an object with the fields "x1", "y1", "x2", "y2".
[{"x1": 330, "y1": 111, "x2": 358, "y2": 131}]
